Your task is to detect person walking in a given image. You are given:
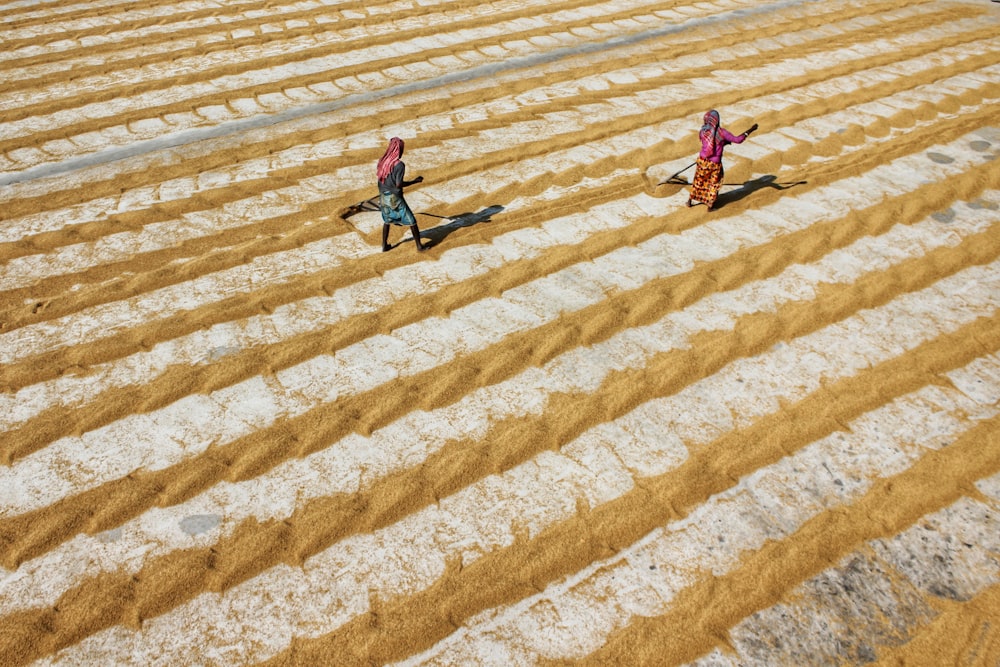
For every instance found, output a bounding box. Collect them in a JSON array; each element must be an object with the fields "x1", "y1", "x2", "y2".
[
  {"x1": 687, "y1": 110, "x2": 756, "y2": 211},
  {"x1": 377, "y1": 136, "x2": 427, "y2": 252}
]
